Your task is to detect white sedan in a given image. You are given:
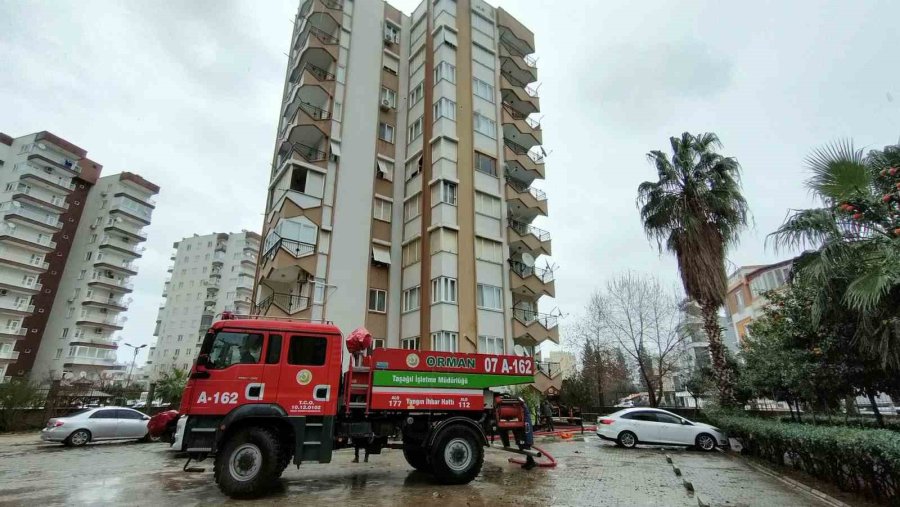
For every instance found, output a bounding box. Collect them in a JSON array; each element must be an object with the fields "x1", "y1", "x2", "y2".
[
  {"x1": 41, "y1": 406, "x2": 153, "y2": 446},
  {"x1": 595, "y1": 408, "x2": 727, "y2": 451}
]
